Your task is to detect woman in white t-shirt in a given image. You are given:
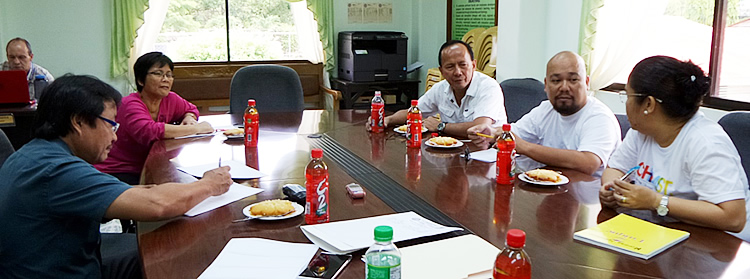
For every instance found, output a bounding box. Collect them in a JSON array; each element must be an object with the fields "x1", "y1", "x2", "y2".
[{"x1": 599, "y1": 56, "x2": 749, "y2": 233}]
